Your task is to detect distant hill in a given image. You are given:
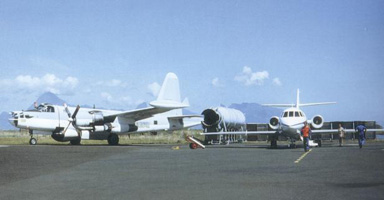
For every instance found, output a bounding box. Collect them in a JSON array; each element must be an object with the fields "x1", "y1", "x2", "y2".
[
  {"x1": 228, "y1": 102, "x2": 282, "y2": 123},
  {"x1": 28, "y1": 92, "x2": 66, "y2": 109}
]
